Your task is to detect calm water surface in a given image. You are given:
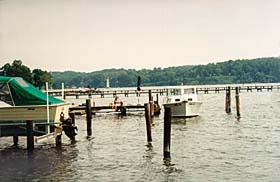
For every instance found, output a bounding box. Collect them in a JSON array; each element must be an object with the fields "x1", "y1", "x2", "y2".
[{"x1": 0, "y1": 91, "x2": 280, "y2": 182}]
